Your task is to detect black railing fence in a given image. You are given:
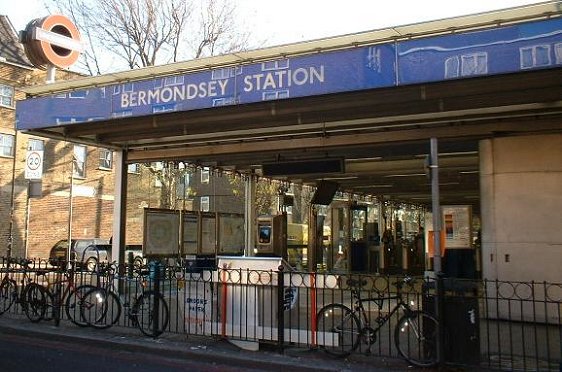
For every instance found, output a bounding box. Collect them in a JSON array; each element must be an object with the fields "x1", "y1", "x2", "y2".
[{"x1": 0, "y1": 256, "x2": 560, "y2": 370}]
